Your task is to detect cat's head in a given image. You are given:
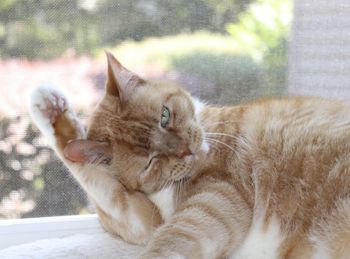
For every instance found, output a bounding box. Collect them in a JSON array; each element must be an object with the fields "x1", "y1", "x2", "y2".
[{"x1": 64, "y1": 53, "x2": 208, "y2": 192}]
